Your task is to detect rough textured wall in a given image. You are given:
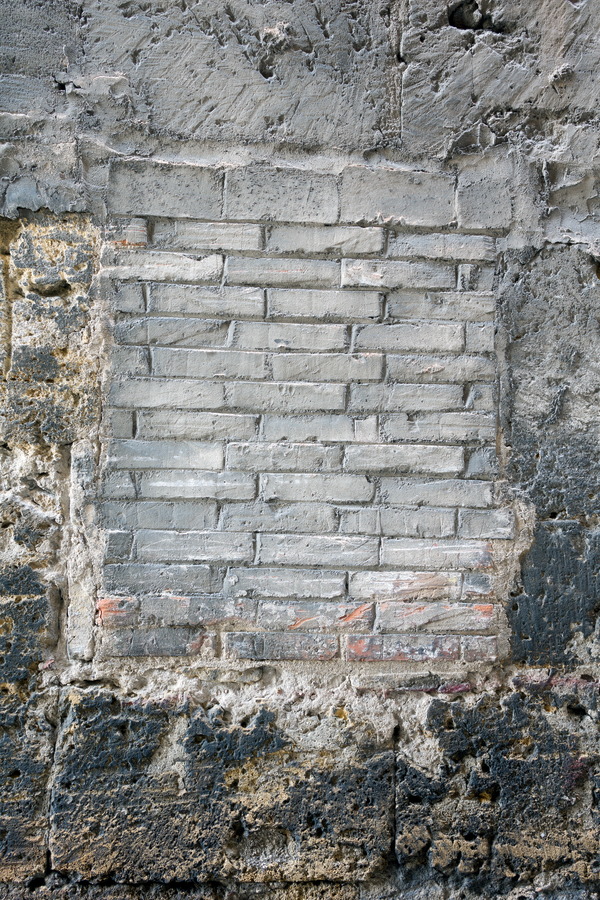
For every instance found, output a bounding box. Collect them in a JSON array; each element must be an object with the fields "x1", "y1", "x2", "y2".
[{"x1": 1, "y1": 1, "x2": 600, "y2": 899}]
